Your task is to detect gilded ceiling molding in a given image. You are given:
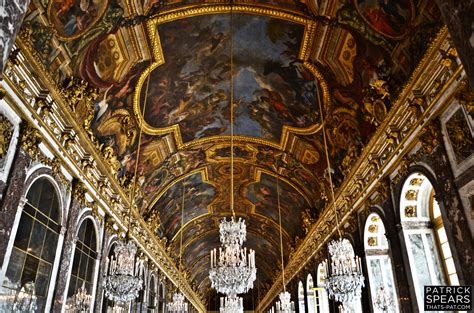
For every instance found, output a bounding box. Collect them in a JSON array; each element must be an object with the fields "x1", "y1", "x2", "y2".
[
  {"x1": 133, "y1": 4, "x2": 329, "y2": 150},
  {"x1": 156, "y1": 166, "x2": 306, "y2": 245},
  {"x1": 256, "y1": 26, "x2": 466, "y2": 312},
  {"x1": 8, "y1": 34, "x2": 207, "y2": 313}
]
